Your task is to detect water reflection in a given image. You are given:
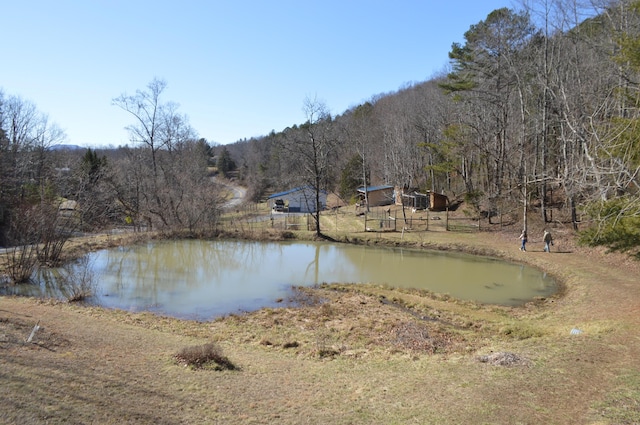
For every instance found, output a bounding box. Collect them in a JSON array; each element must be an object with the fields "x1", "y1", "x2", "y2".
[{"x1": 5, "y1": 240, "x2": 556, "y2": 320}]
